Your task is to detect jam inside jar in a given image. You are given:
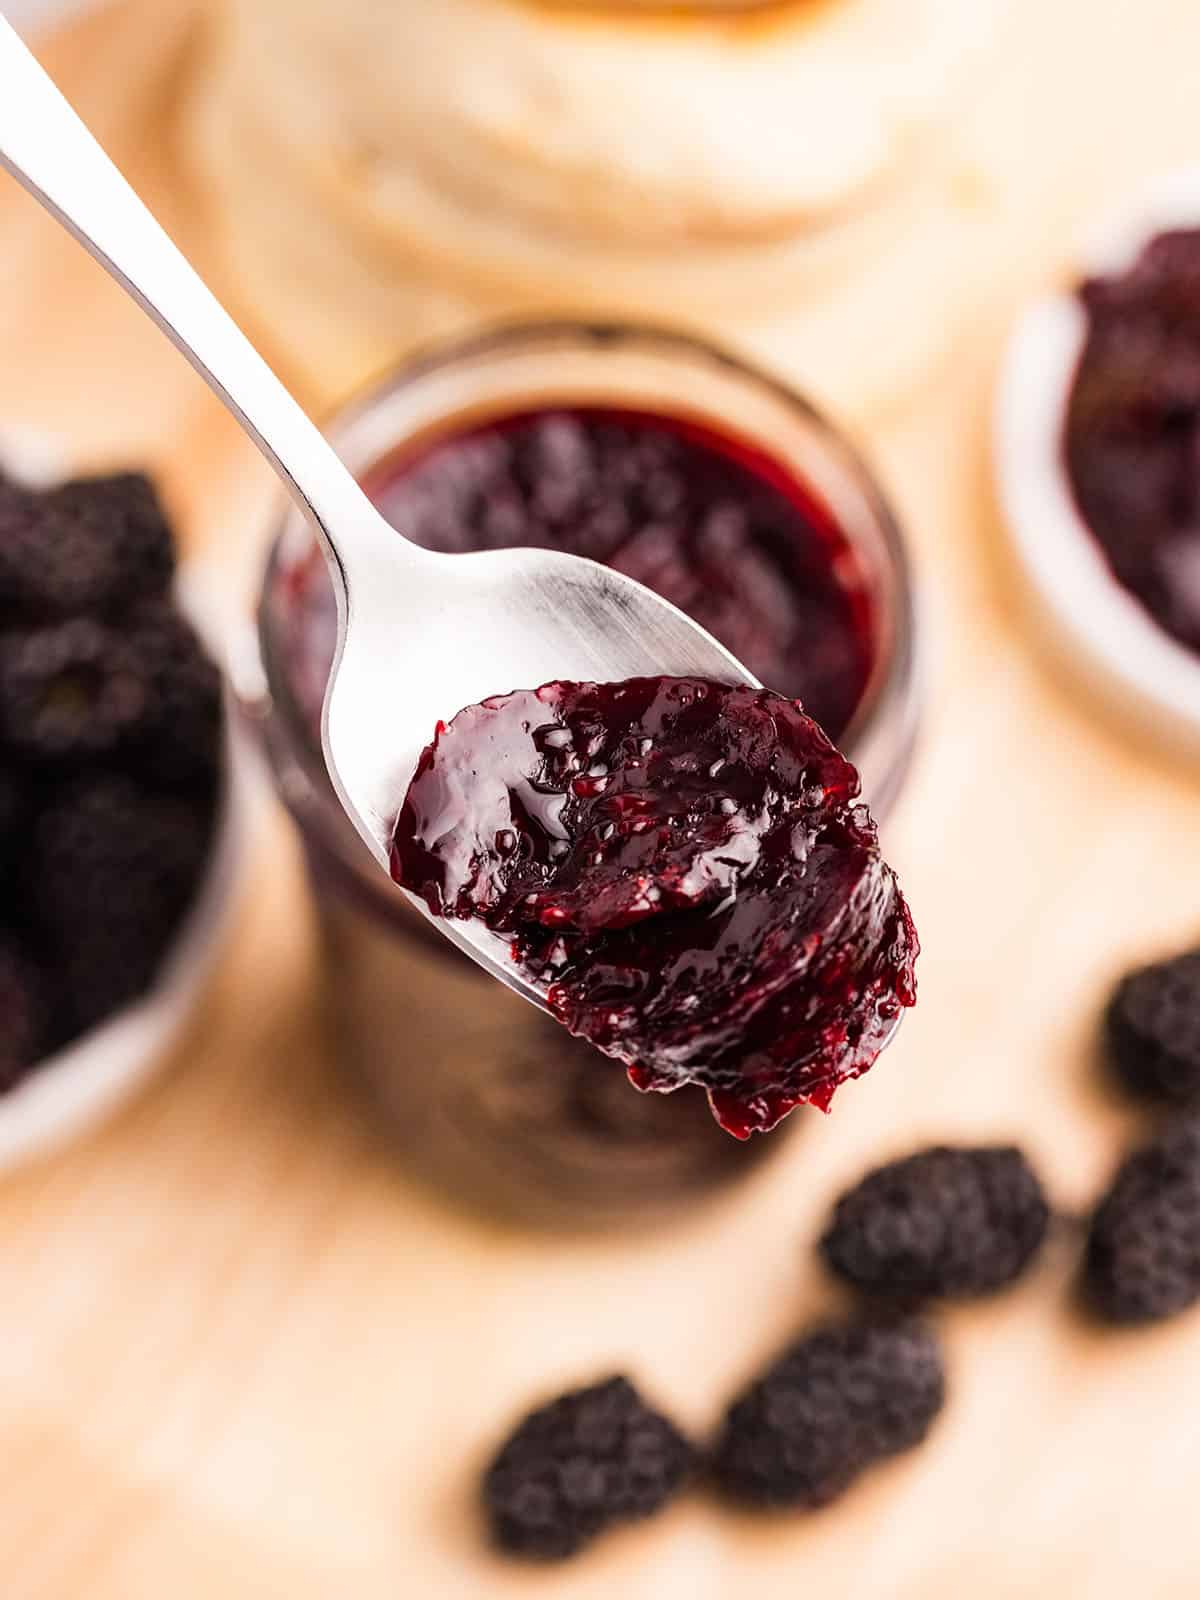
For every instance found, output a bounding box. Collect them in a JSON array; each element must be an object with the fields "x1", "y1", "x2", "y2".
[
  {"x1": 249, "y1": 324, "x2": 920, "y2": 1226},
  {"x1": 368, "y1": 406, "x2": 871, "y2": 743}
]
